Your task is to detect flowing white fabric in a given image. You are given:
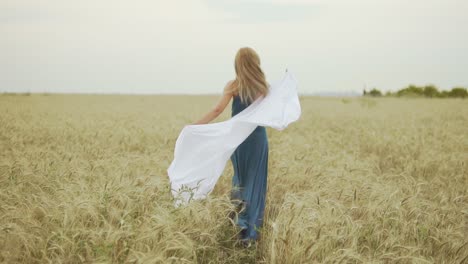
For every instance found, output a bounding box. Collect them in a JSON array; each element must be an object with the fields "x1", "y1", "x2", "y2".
[{"x1": 167, "y1": 70, "x2": 301, "y2": 206}]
